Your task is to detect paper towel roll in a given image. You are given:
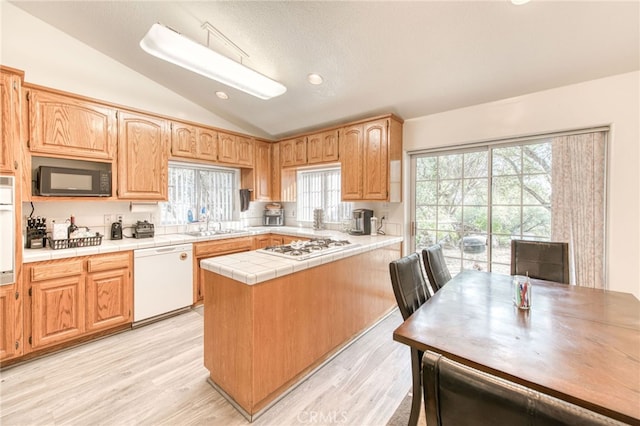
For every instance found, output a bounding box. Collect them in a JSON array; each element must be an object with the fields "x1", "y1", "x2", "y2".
[{"x1": 129, "y1": 202, "x2": 158, "y2": 213}]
